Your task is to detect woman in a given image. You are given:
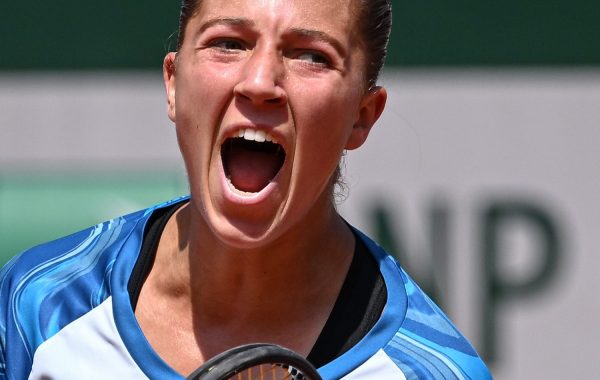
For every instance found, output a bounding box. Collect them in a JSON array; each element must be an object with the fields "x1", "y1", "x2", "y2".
[{"x1": 0, "y1": 0, "x2": 492, "y2": 379}]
